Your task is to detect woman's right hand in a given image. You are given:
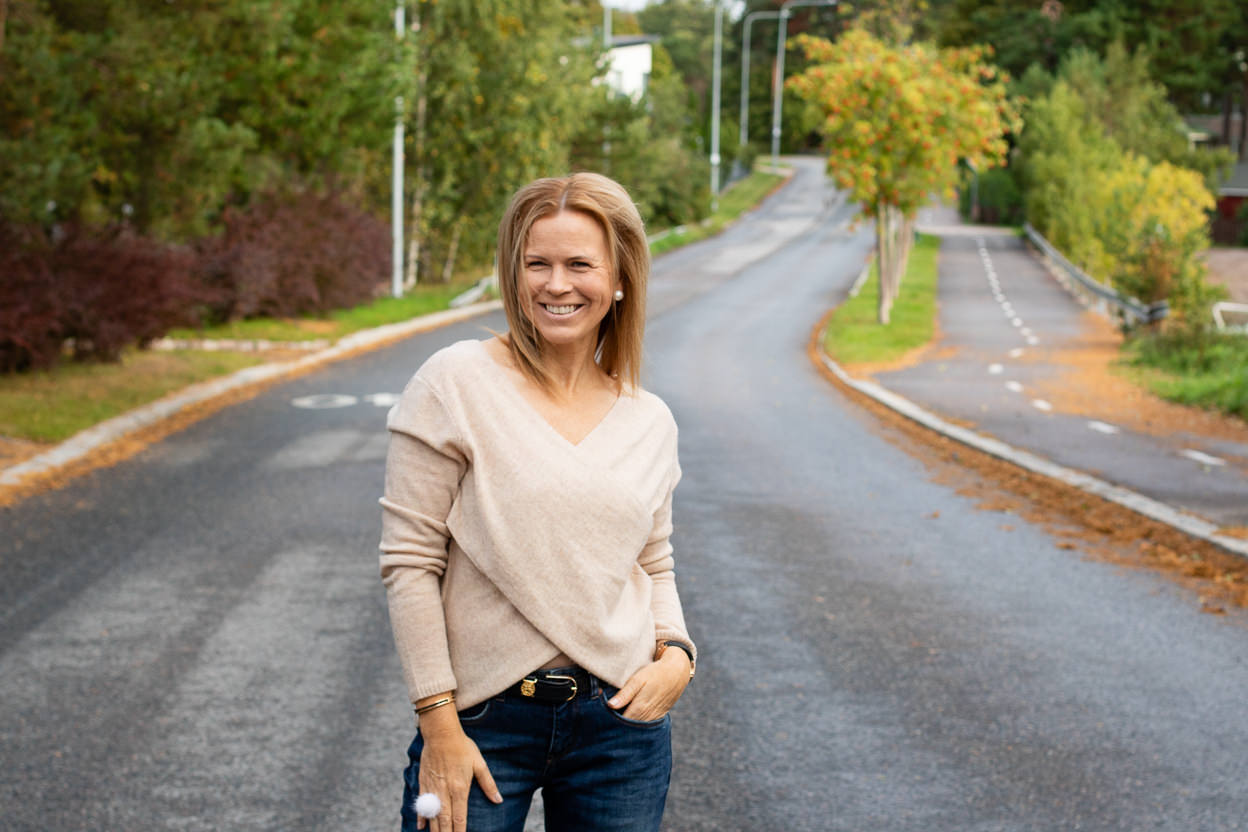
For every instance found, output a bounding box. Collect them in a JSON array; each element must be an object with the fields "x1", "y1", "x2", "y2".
[{"x1": 415, "y1": 699, "x2": 503, "y2": 832}]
